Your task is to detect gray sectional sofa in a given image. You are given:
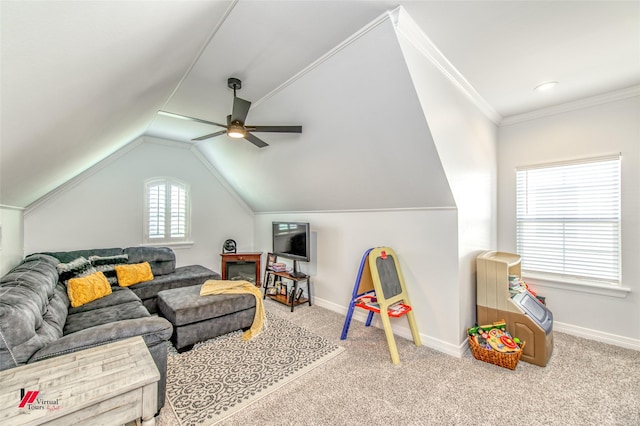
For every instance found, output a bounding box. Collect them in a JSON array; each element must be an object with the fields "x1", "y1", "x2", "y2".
[{"x1": 0, "y1": 246, "x2": 220, "y2": 412}]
